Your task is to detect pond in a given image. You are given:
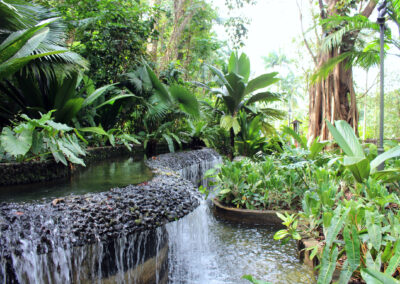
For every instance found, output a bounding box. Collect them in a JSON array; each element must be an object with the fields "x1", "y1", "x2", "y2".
[{"x1": 0, "y1": 156, "x2": 153, "y2": 203}]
